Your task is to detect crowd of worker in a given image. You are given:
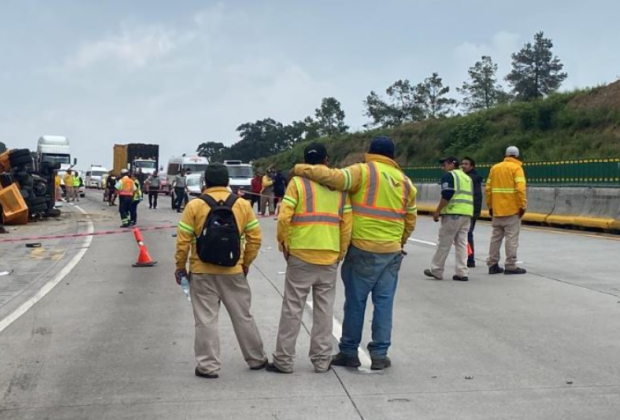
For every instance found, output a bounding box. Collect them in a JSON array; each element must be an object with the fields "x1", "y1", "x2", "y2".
[{"x1": 172, "y1": 136, "x2": 528, "y2": 379}]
